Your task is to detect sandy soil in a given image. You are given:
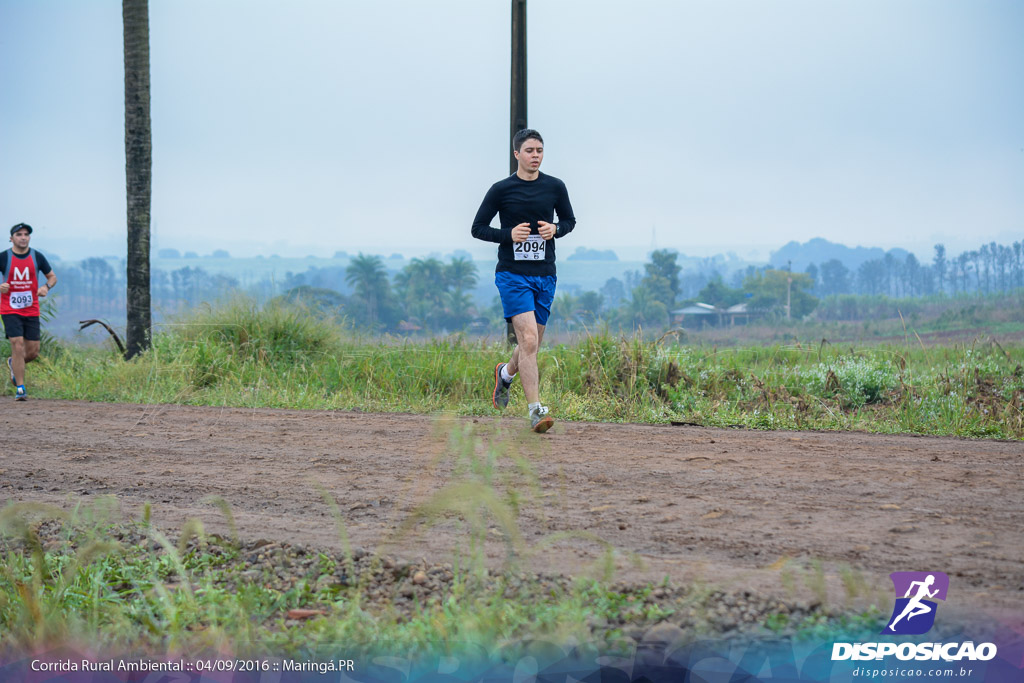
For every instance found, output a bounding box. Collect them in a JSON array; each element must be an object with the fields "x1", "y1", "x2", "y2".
[{"x1": 1, "y1": 400, "x2": 1021, "y2": 623}]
